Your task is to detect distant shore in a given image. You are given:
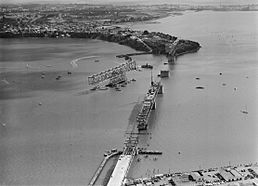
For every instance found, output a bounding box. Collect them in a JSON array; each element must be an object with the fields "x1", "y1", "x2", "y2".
[{"x1": 0, "y1": 29, "x2": 201, "y2": 61}]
